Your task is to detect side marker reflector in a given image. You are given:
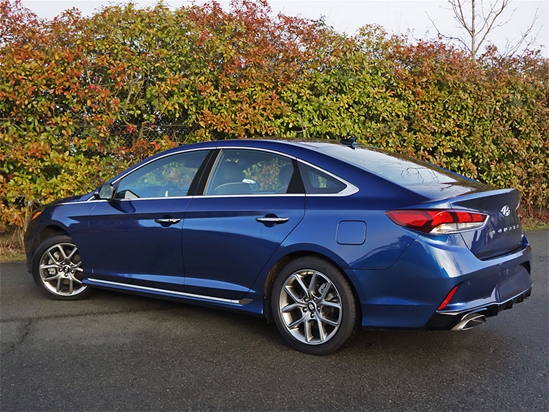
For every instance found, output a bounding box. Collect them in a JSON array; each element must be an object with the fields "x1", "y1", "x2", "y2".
[{"x1": 438, "y1": 285, "x2": 459, "y2": 310}]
